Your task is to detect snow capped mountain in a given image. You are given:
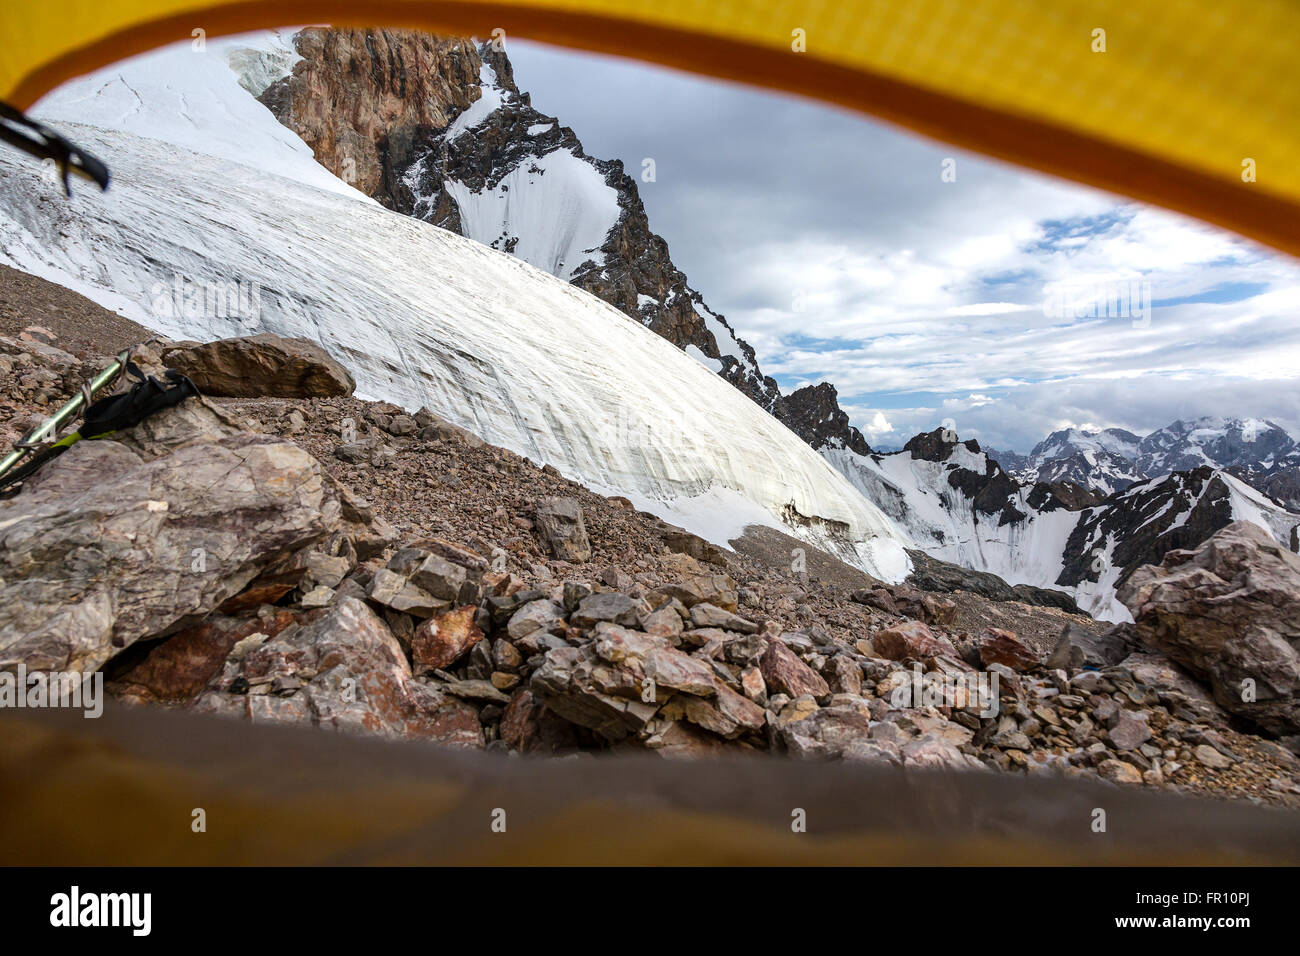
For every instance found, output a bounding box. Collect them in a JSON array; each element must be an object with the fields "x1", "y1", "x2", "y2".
[
  {"x1": 0, "y1": 33, "x2": 912, "y2": 581},
  {"x1": 998, "y1": 418, "x2": 1300, "y2": 507},
  {"x1": 1032, "y1": 427, "x2": 1143, "y2": 462},
  {"x1": 1136, "y1": 417, "x2": 1297, "y2": 475},
  {"x1": 1029, "y1": 449, "x2": 1145, "y2": 497},
  {"x1": 410, "y1": 58, "x2": 620, "y2": 282},
  {"x1": 1013, "y1": 427, "x2": 1145, "y2": 493},
  {"x1": 822, "y1": 430, "x2": 1300, "y2": 620}
]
